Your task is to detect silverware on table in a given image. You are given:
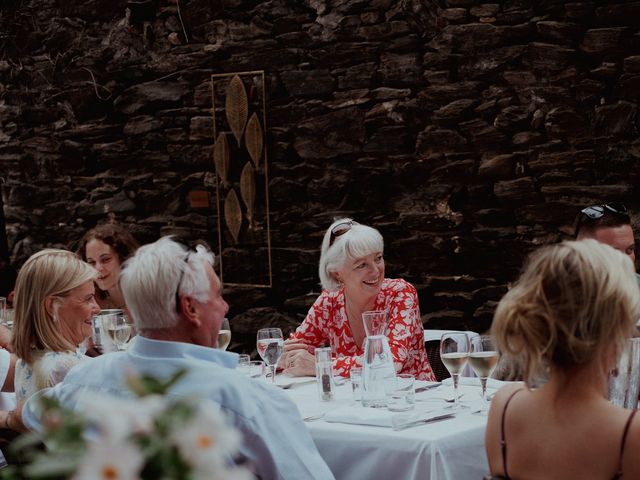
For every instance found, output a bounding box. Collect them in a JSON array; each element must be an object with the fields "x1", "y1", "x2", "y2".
[
  {"x1": 278, "y1": 379, "x2": 317, "y2": 390},
  {"x1": 303, "y1": 413, "x2": 326, "y2": 422},
  {"x1": 391, "y1": 413, "x2": 455, "y2": 431},
  {"x1": 414, "y1": 383, "x2": 442, "y2": 393}
]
